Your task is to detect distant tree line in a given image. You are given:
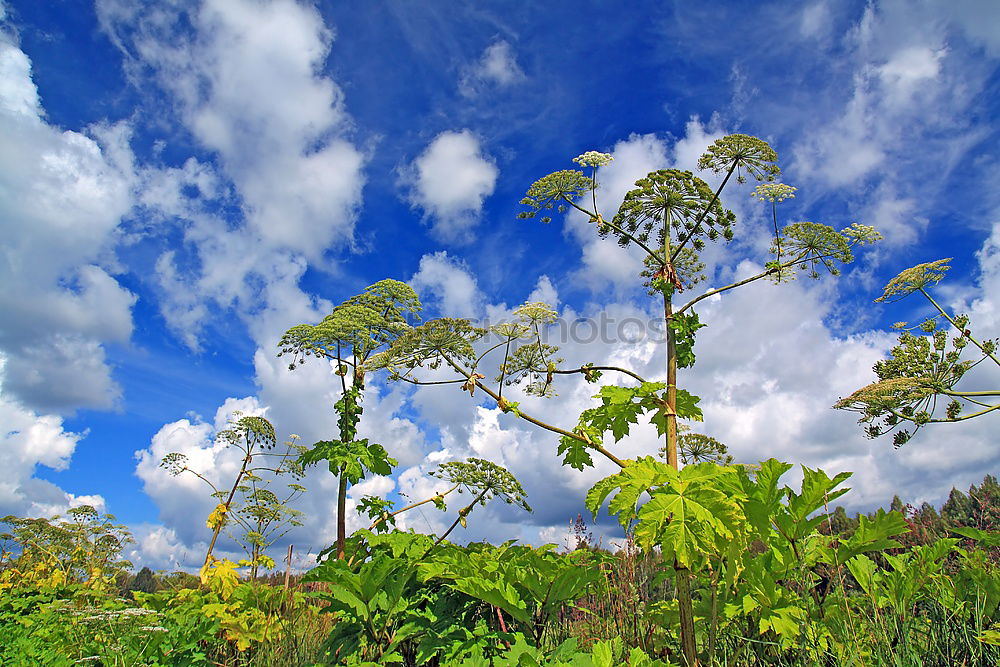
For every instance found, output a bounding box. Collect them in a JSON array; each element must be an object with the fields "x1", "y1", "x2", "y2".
[{"x1": 820, "y1": 473, "x2": 1000, "y2": 554}]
